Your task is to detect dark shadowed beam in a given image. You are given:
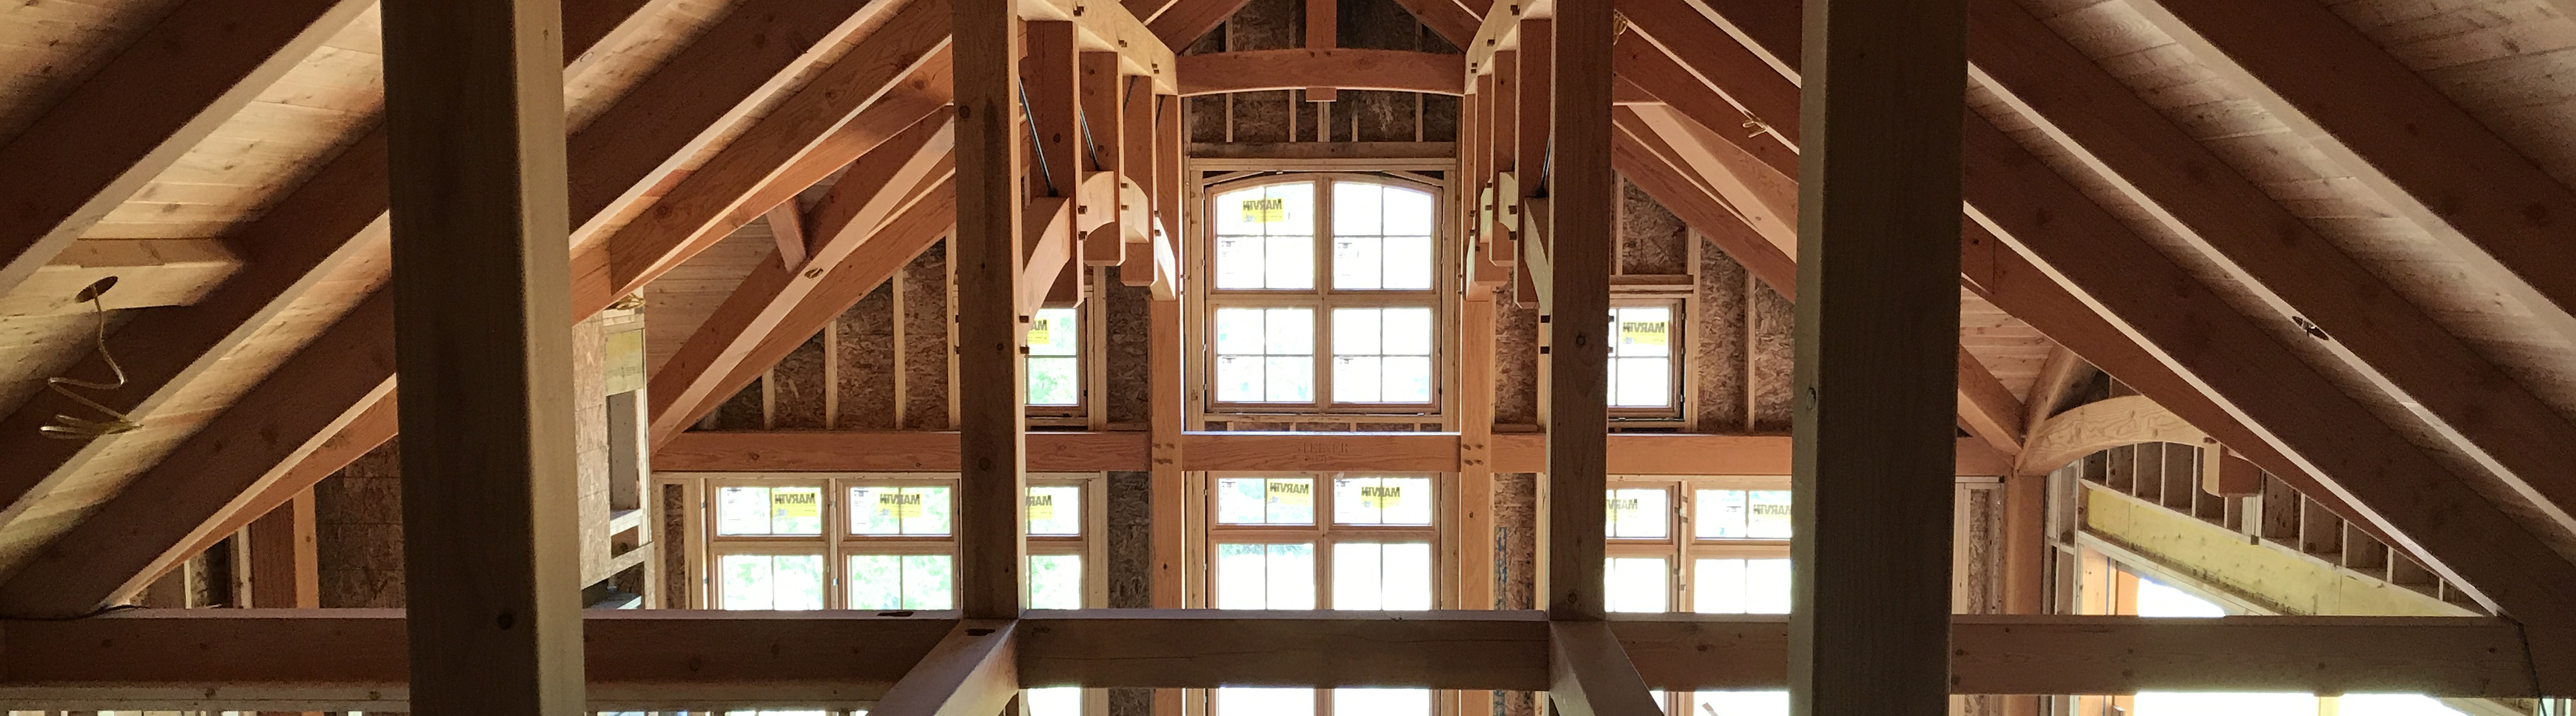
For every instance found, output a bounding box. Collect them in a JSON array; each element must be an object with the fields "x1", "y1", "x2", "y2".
[
  {"x1": 1787, "y1": 0, "x2": 1967, "y2": 713},
  {"x1": 1146, "y1": 0, "x2": 1257, "y2": 50},
  {"x1": 380, "y1": 0, "x2": 583, "y2": 708},
  {"x1": 954, "y1": 0, "x2": 1030, "y2": 621}
]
